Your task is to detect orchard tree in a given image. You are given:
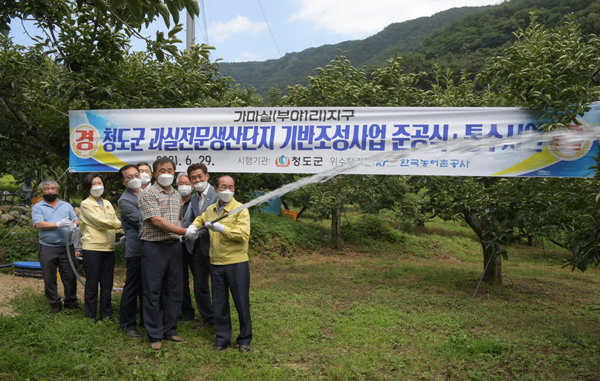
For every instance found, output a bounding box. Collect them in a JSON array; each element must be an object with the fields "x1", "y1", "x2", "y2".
[
  {"x1": 0, "y1": 0, "x2": 262, "y2": 199},
  {"x1": 0, "y1": 0, "x2": 200, "y2": 62},
  {"x1": 477, "y1": 14, "x2": 600, "y2": 130},
  {"x1": 280, "y1": 54, "x2": 428, "y2": 248},
  {"x1": 420, "y1": 15, "x2": 600, "y2": 284}
]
